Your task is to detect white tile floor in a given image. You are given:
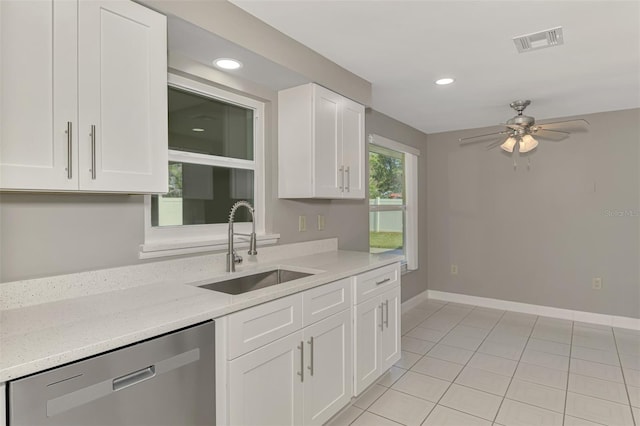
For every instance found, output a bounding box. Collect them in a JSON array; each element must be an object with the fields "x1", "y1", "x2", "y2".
[{"x1": 327, "y1": 299, "x2": 640, "y2": 426}]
